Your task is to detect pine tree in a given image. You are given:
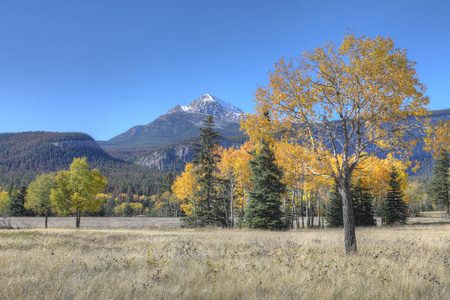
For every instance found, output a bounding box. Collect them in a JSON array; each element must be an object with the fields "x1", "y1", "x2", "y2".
[
  {"x1": 383, "y1": 166, "x2": 408, "y2": 225},
  {"x1": 123, "y1": 202, "x2": 134, "y2": 217},
  {"x1": 326, "y1": 185, "x2": 344, "y2": 227},
  {"x1": 184, "y1": 115, "x2": 226, "y2": 227},
  {"x1": 352, "y1": 179, "x2": 376, "y2": 227},
  {"x1": 429, "y1": 151, "x2": 449, "y2": 214},
  {"x1": 244, "y1": 141, "x2": 286, "y2": 230},
  {"x1": 327, "y1": 179, "x2": 376, "y2": 227},
  {"x1": 105, "y1": 197, "x2": 116, "y2": 216},
  {"x1": 7, "y1": 182, "x2": 29, "y2": 216},
  {"x1": 162, "y1": 172, "x2": 175, "y2": 193}
]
